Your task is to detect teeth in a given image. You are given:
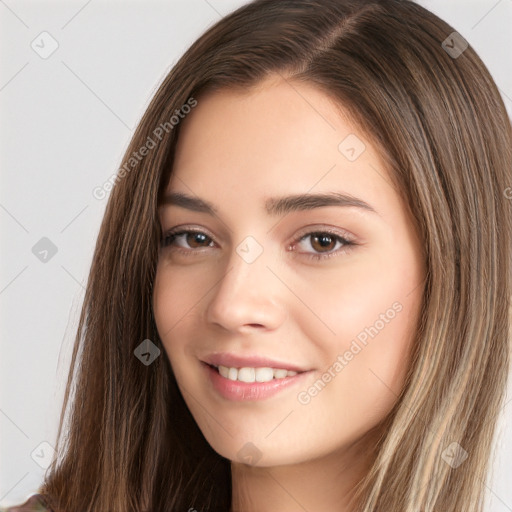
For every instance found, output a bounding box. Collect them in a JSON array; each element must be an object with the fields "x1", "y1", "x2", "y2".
[
  {"x1": 228, "y1": 367, "x2": 238, "y2": 381},
  {"x1": 216, "y1": 365, "x2": 298, "y2": 383}
]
